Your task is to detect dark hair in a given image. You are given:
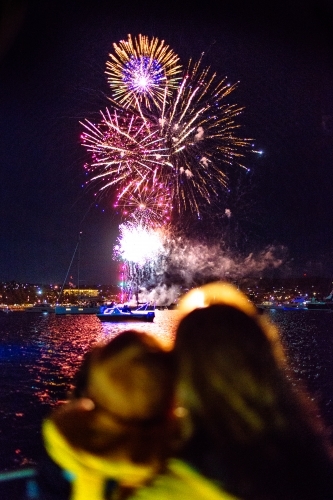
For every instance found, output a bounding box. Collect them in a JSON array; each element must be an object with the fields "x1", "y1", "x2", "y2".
[{"x1": 175, "y1": 304, "x2": 333, "y2": 500}]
